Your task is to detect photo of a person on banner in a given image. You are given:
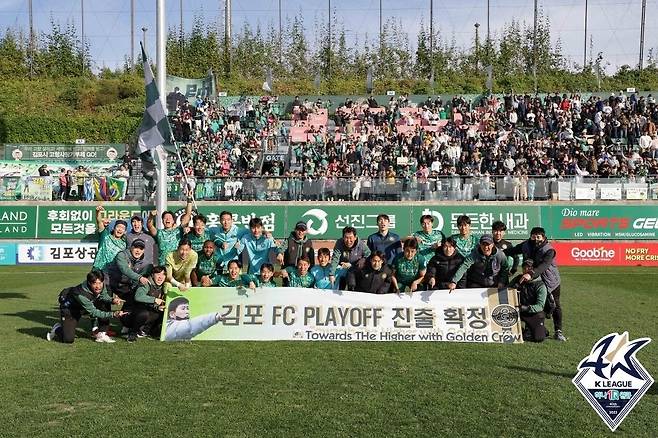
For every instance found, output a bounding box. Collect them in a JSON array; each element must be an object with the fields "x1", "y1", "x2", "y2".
[{"x1": 164, "y1": 296, "x2": 223, "y2": 341}]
